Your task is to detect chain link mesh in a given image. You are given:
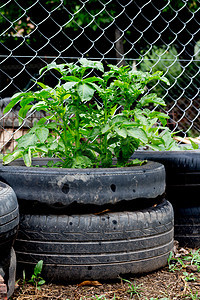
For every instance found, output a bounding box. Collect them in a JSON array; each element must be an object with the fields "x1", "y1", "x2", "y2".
[{"x1": 0, "y1": 0, "x2": 199, "y2": 152}]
